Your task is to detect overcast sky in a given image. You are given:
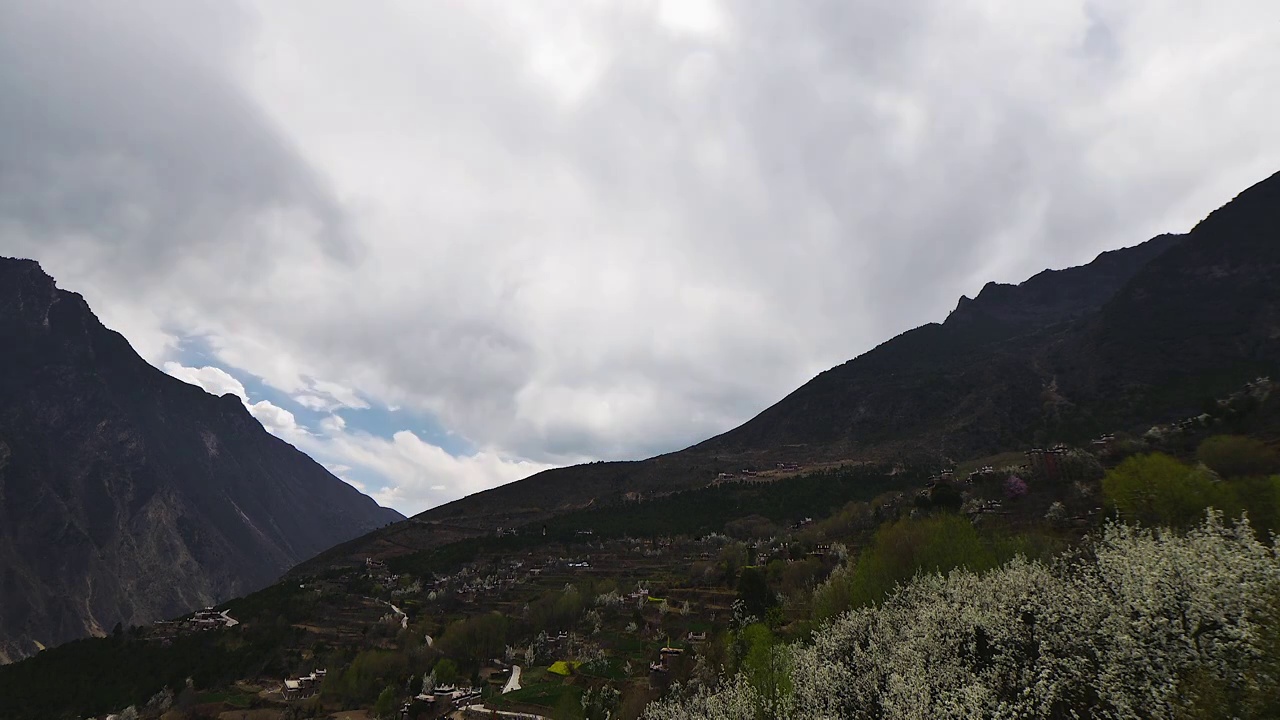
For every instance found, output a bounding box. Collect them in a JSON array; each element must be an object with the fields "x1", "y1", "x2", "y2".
[{"x1": 3, "y1": 1, "x2": 1279, "y2": 514}]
